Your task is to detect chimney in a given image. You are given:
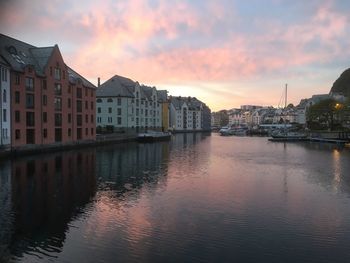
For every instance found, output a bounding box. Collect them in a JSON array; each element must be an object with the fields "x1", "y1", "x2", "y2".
[{"x1": 98, "y1": 77, "x2": 101, "y2": 87}]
